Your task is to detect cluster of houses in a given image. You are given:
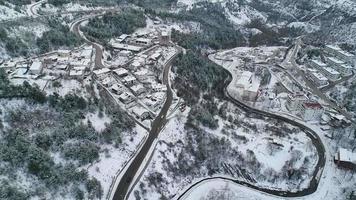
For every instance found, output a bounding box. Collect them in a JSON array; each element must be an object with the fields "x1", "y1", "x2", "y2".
[
  {"x1": 1, "y1": 45, "x2": 94, "y2": 81},
  {"x1": 110, "y1": 30, "x2": 171, "y2": 54},
  {"x1": 306, "y1": 45, "x2": 355, "y2": 87},
  {"x1": 94, "y1": 46, "x2": 170, "y2": 122}
]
